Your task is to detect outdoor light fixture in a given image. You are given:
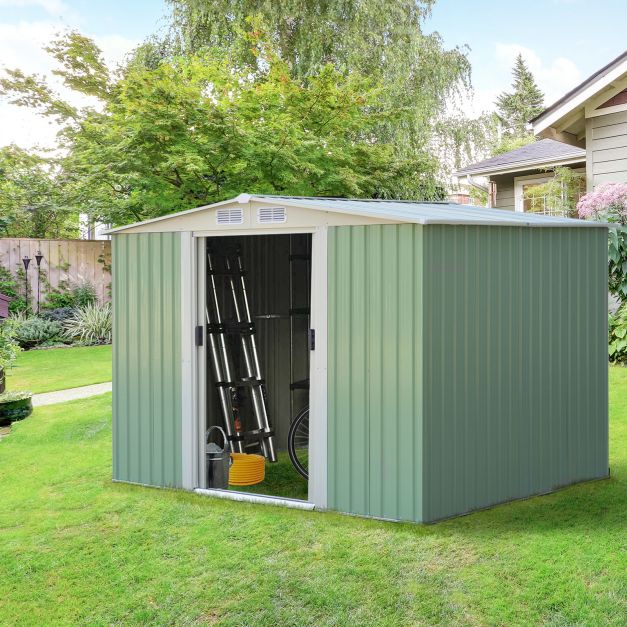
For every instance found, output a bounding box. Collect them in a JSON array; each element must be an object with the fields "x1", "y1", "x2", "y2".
[
  {"x1": 35, "y1": 251, "x2": 44, "y2": 314},
  {"x1": 22, "y1": 256, "x2": 31, "y2": 312}
]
